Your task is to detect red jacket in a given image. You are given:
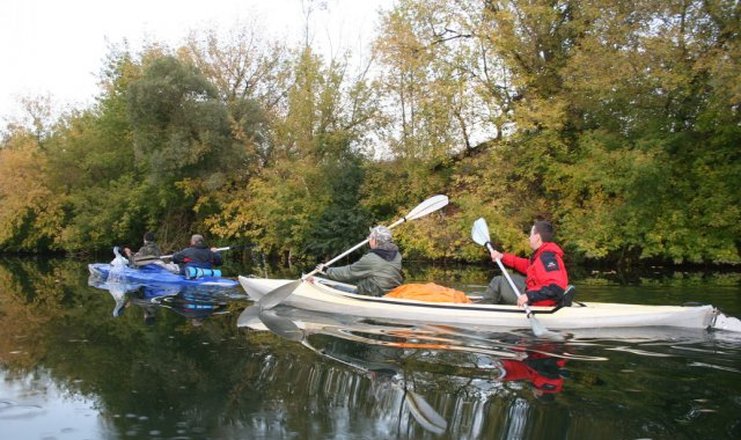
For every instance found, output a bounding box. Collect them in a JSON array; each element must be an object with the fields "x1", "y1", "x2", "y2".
[
  {"x1": 501, "y1": 355, "x2": 567, "y2": 394},
  {"x1": 501, "y1": 242, "x2": 568, "y2": 306}
]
